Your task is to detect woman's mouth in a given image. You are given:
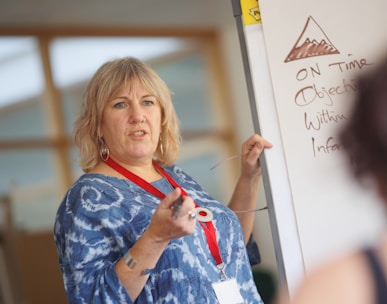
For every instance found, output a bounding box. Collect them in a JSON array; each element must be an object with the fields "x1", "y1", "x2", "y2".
[{"x1": 132, "y1": 130, "x2": 146, "y2": 137}]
